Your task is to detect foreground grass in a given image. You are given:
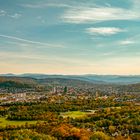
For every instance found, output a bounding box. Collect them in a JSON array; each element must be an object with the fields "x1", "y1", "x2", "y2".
[{"x1": 0, "y1": 117, "x2": 37, "y2": 127}]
